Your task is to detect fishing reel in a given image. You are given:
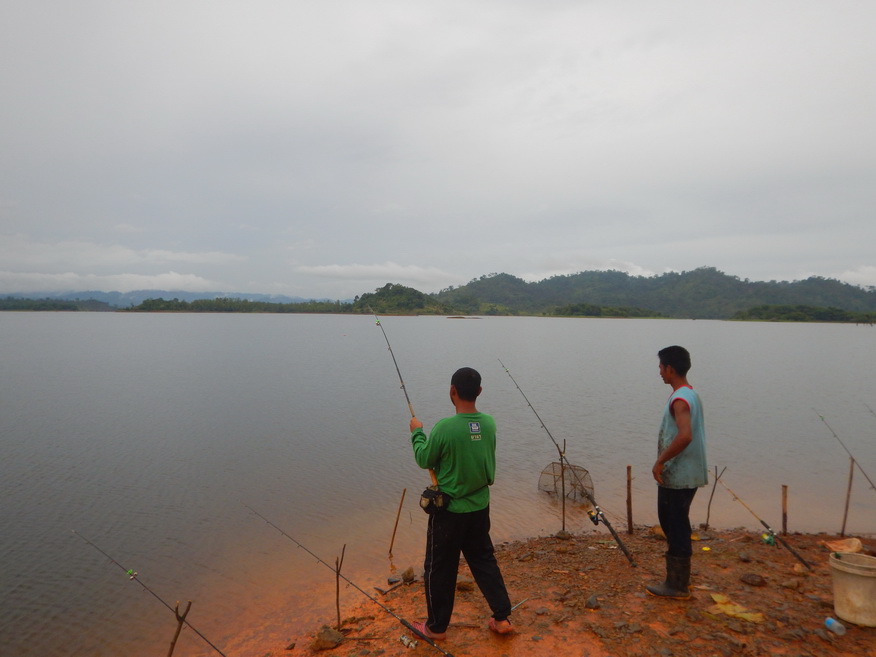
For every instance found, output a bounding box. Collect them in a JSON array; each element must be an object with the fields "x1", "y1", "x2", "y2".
[{"x1": 587, "y1": 509, "x2": 602, "y2": 526}]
